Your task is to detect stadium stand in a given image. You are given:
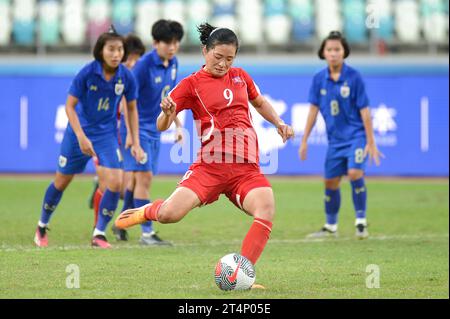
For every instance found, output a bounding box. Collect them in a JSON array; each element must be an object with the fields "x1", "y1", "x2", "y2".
[{"x1": 0, "y1": 0, "x2": 448, "y2": 53}]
